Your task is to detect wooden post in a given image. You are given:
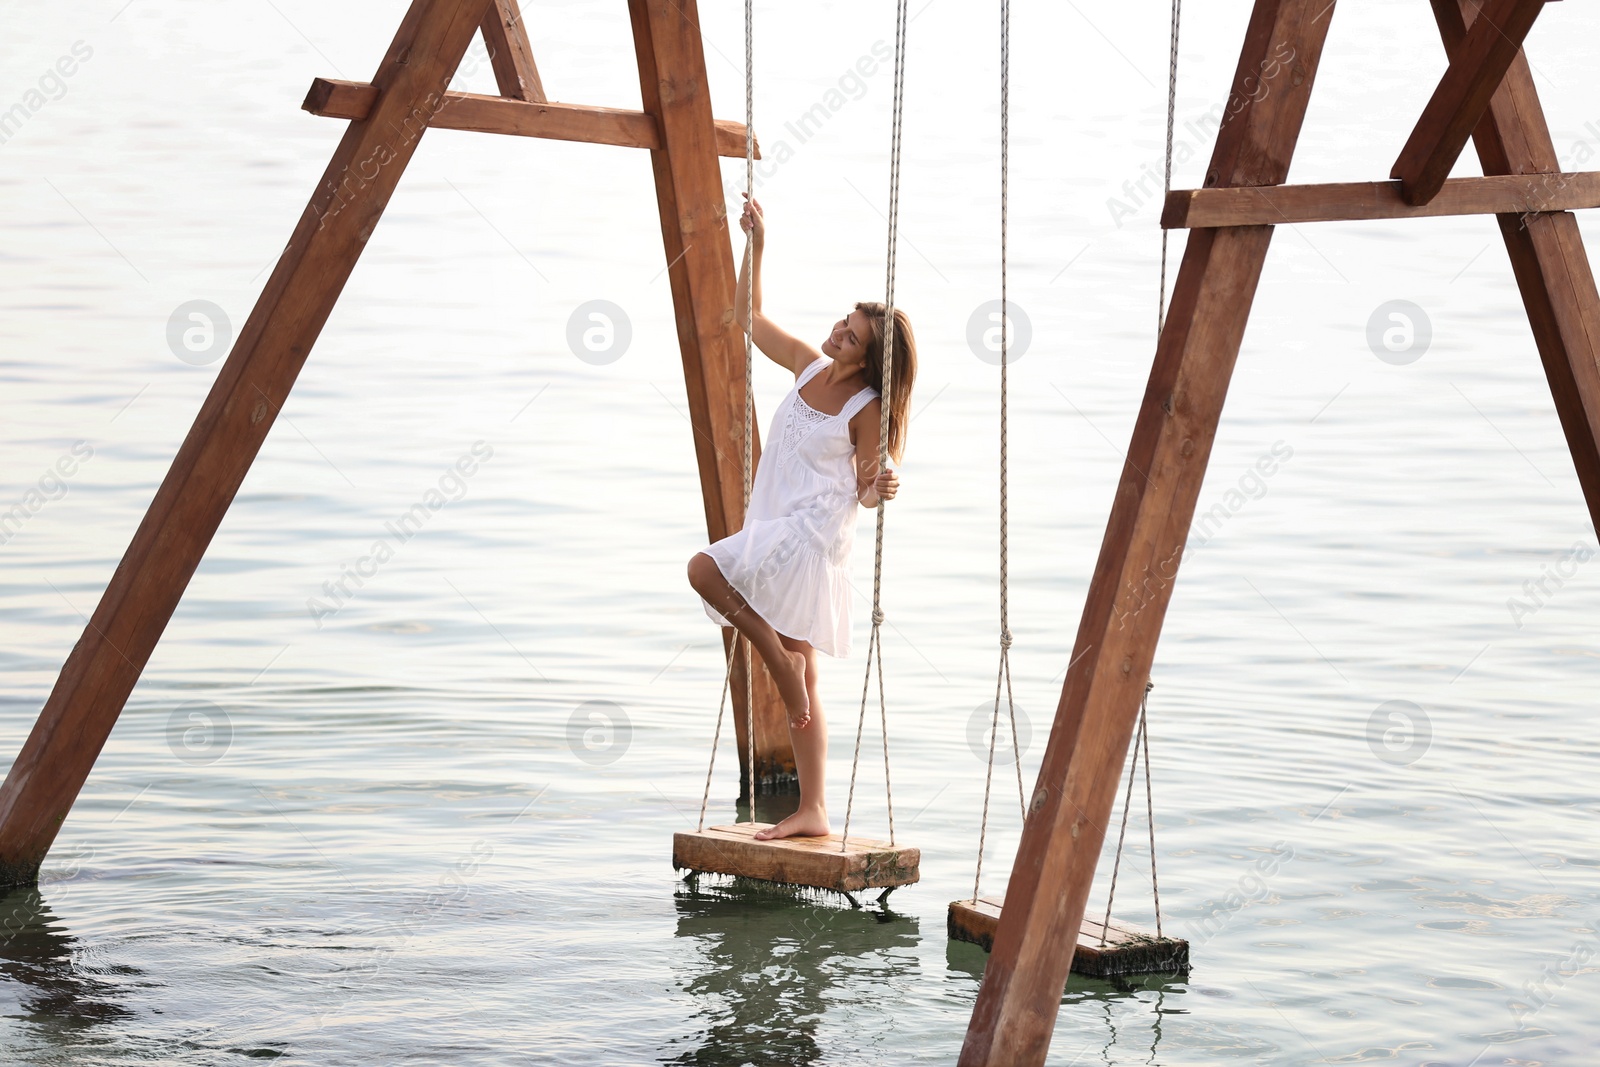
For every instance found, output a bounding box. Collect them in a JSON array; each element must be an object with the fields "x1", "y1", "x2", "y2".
[
  {"x1": 958, "y1": 2, "x2": 1338, "y2": 1063},
  {"x1": 629, "y1": 0, "x2": 795, "y2": 796},
  {"x1": 1431, "y1": 0, "x2": 1600, "y2": 538},
  {"x1": 0, "y1": 0, "x2": 492, "y2": 887}
]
